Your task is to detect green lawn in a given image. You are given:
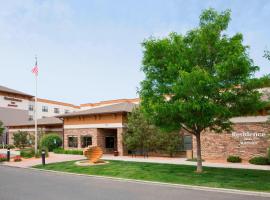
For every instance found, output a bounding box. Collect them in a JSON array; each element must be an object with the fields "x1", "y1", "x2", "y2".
[{"x1": 34, "y1": 160, "x2": 270, "y2": 192}]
